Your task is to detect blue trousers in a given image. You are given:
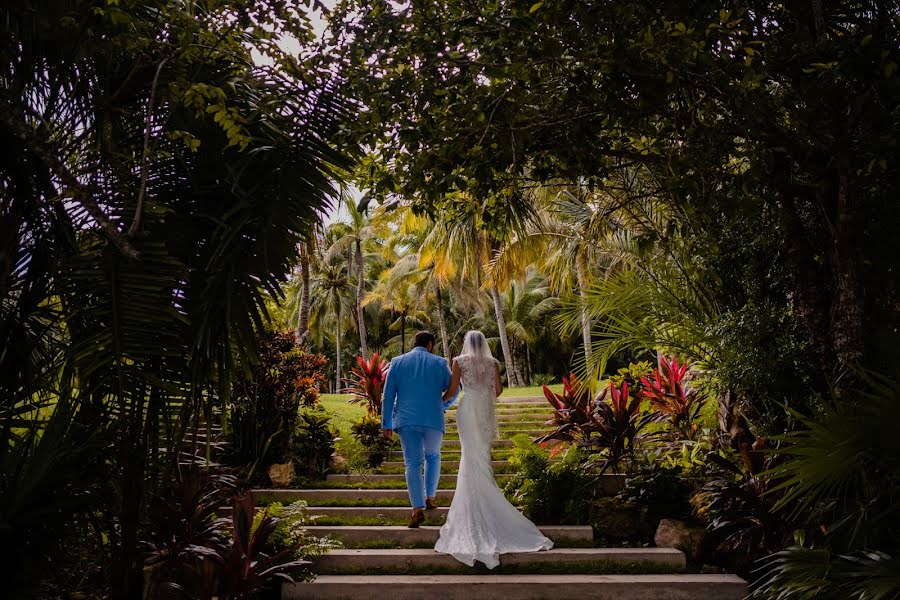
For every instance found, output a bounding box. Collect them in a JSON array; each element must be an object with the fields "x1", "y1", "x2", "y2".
[{"x1": 395, "y1": 426, "x2": 442, "y2": 508}]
